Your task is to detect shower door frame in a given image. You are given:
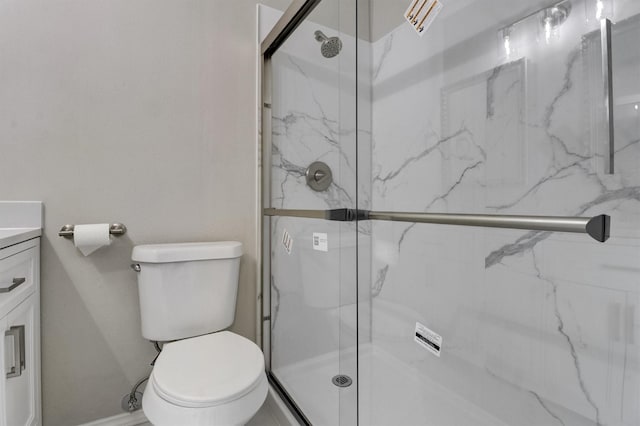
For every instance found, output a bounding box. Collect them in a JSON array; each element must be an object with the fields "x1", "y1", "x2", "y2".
[
  {"x1": 257, "y1": 2, "x2": 619, "y2": 424},
  {"x1": 257, "y1": 1, "x2": 615, "y2": 423},
  {"x1": 258, "y1": 1, "x2": 324, "y2": 424}
]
